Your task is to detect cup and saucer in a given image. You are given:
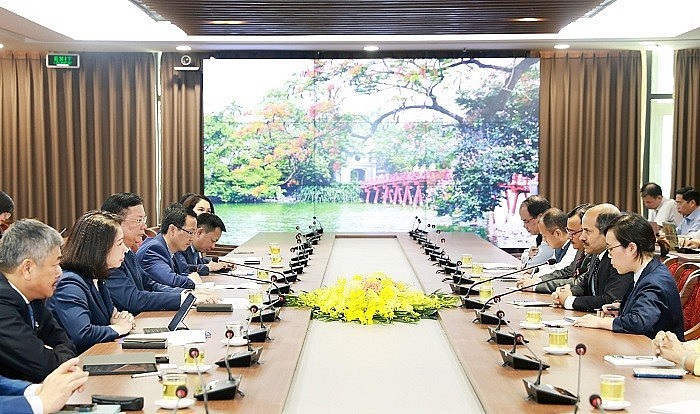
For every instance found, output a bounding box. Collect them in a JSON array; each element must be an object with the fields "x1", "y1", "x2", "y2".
[
  {"x1": 518, "y1": 321, "x2": 544, "y2": 330},
  {"x1": 178, "y1": 364, "x2": 213, "y2": 373},
  {"x1": 154, "y1": 398, "x2": 195, "y2": 409},
  {"x1": 220, "y1": 337, "x2": 248, "y2": 346},
  {"x1": 601, "y1": 400, "x2": 631, "y2": 410},
  {"x1": 543, "y1": 346, "x2": 573, "y2": 355}
]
